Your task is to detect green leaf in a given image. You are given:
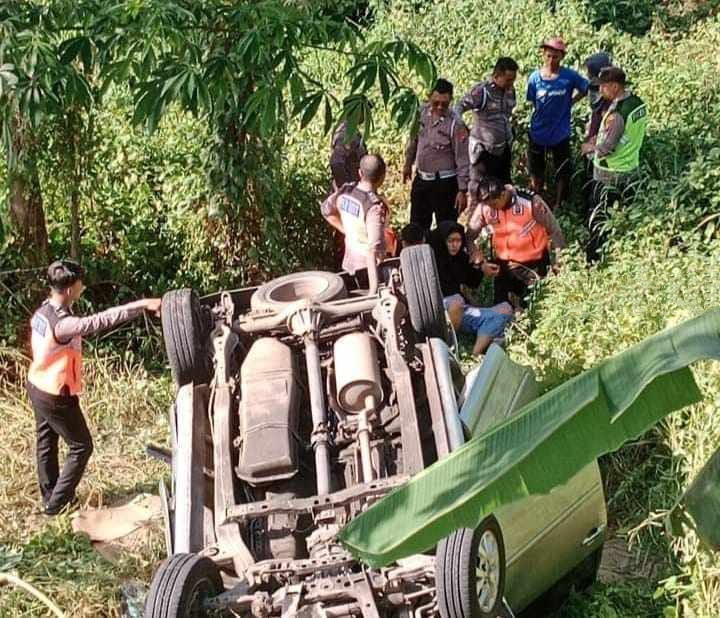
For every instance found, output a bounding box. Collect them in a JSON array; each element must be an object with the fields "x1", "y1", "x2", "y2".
[
  {"x1": 338, "y1": 309, "x2": 720, "y2": 567},
  {"x1": 323, "y1": 96, "x2": 332, "y2": 135},
  {"x1": 297, "y1": 92, "x2": 322, "y2": 129},
  {"x1": 667, "y1": 448, "x2": 720, "y2": 549}
]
